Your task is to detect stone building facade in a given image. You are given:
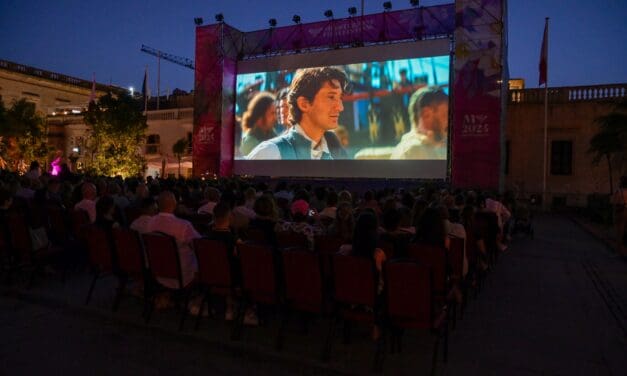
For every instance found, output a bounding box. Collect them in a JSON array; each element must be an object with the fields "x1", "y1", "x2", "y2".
[{"x1": 505, "y1": 84, "x2": 626, "y2": 206}]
